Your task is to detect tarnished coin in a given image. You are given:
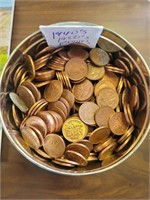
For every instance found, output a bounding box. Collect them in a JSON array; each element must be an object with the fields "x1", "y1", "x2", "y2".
[
  {"x1": 43, "y1": 134, "x2": 66, "y2": 158},
  {"x1": 89, "y1": 126, "x2": 111, "y2": 144},
  {"x1": 24, "y1": 54, "x2": 35, "y2": 79},
  {"x1": 79, "y1": 102, "x2": 99, "y2": 125},
  {"x1": 72, "y1": 79, "x2": 94, "y2": 102},
  {"x1": 95, "y1": 106, "x2": 115, "y2": 127},
  {"x1": 17, "y1": 85, "x2": 36, "y2": 108},
  {"x1": 109, "y1": 112, "x2": 128, "y2": 135},
  {"x1": 65, "y1": 57, "x2": 88, "y2": 81},
  {"x1": 66, "y1": 143, "x2": 90, "y2": 158},
  {"x1": 21, "y1": 126, "x2": 41, "y2": 150},
  {"x1": 44, "y1": 80, "x2": 63, "y2": 102},
  {"x1": 86, "y1": 62, "x2": 105, "y2": 81},
  {"x1": 65, "y1": 150, "x2": 88, "y2": 166},
  {"x1": 35, "y1": 69, "x2": 55, "y2": 82},
  {"x1": 12, "y1": 104, "x2": 23, "y2": 127},
  {"x1": 9, "y1": 92, "x2": 28, "y2": 113},
  {"x1": 96, "y1": 88, "x2": 119, "y2": 109},
  {"x1": 90, "y1": 48, "x2": 110, "y2": 66},
  {"x1": 62, "y1": 117, "x2": 88, "y2": 142}
]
